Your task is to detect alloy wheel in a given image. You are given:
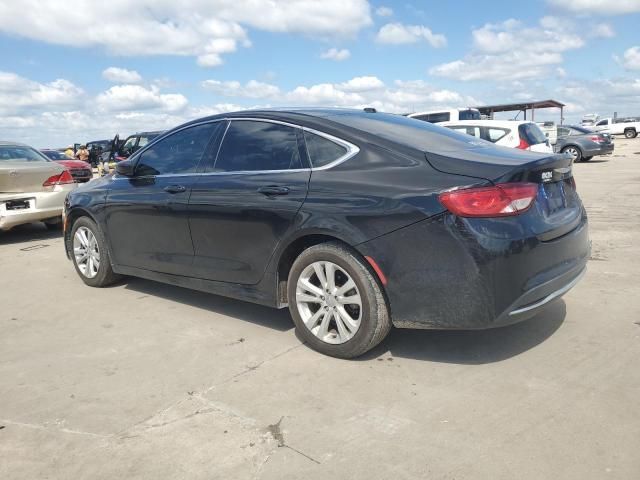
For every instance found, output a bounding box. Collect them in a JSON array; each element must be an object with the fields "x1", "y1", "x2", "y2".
[
  {"x1": 565, "y1": 147, "x2": 580, "y2": 161},
  {"x1": 73, "y1": 226, "x2": 100, "y2": 278},
  {"x1": 295, "y1": 261, "x2": 362, "y2": 344}
]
